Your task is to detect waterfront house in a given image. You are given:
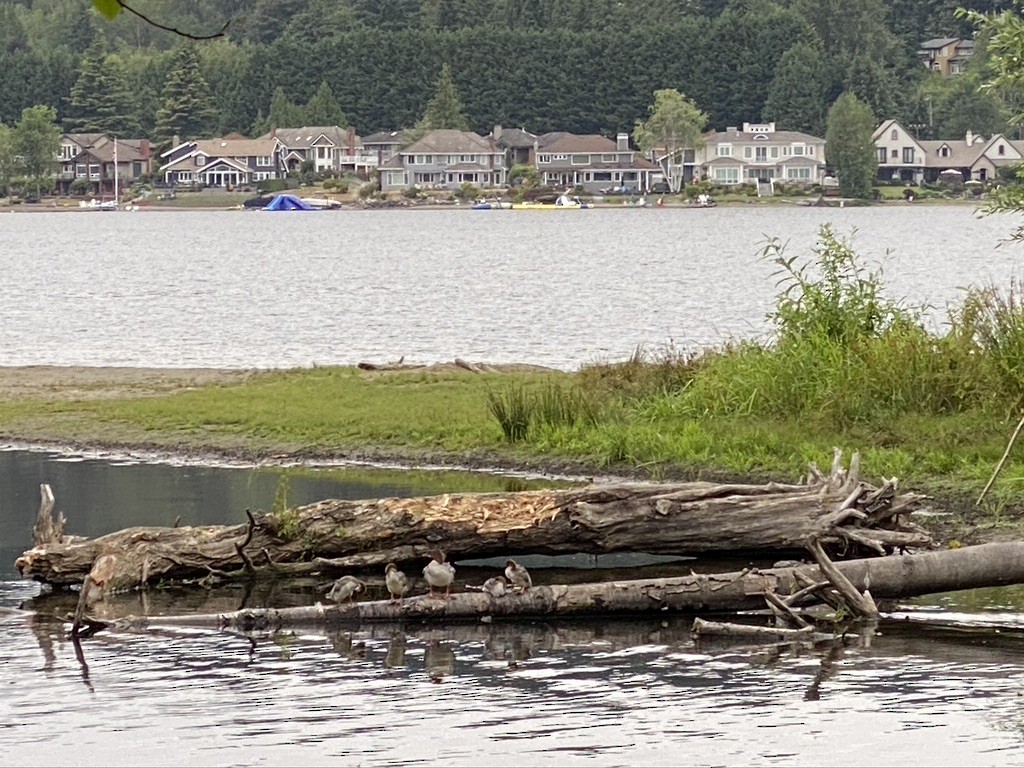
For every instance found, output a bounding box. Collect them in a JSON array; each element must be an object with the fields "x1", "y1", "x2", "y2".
[
  {"x1": 874, "y1": 119, "x2": 1024, "y2": 183},
  {"x1": 533, "y1": 132, "x2": 658, "y2": 193},
  {"x1": 57, "y1": 133, "x2": 153, "y2": 196},
  {"x1": 490, "y1": 125, "x2": 538, "y2": 170},
  {"x1": 159, "y1": 136, "x2": 283, "y2": 187},
  {"x1": 695, "y1": 122, "x2": 826, "y2": 187},
  {"x1": 362, "y1": 130, "x2": 407, "y2": 167},
  {"x1": 260, "y1": 126, "x2": 378, "y2": 177},
  {"x1": 378, "y1": 129, "x2": 505, "y2": 192}
]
